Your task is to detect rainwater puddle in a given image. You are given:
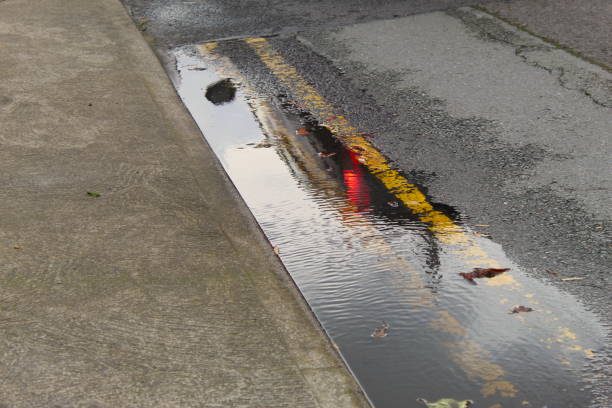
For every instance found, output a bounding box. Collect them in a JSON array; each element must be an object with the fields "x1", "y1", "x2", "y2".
[{"x1": 172, "y1": 47, "x2": 607, "y2": 408}]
